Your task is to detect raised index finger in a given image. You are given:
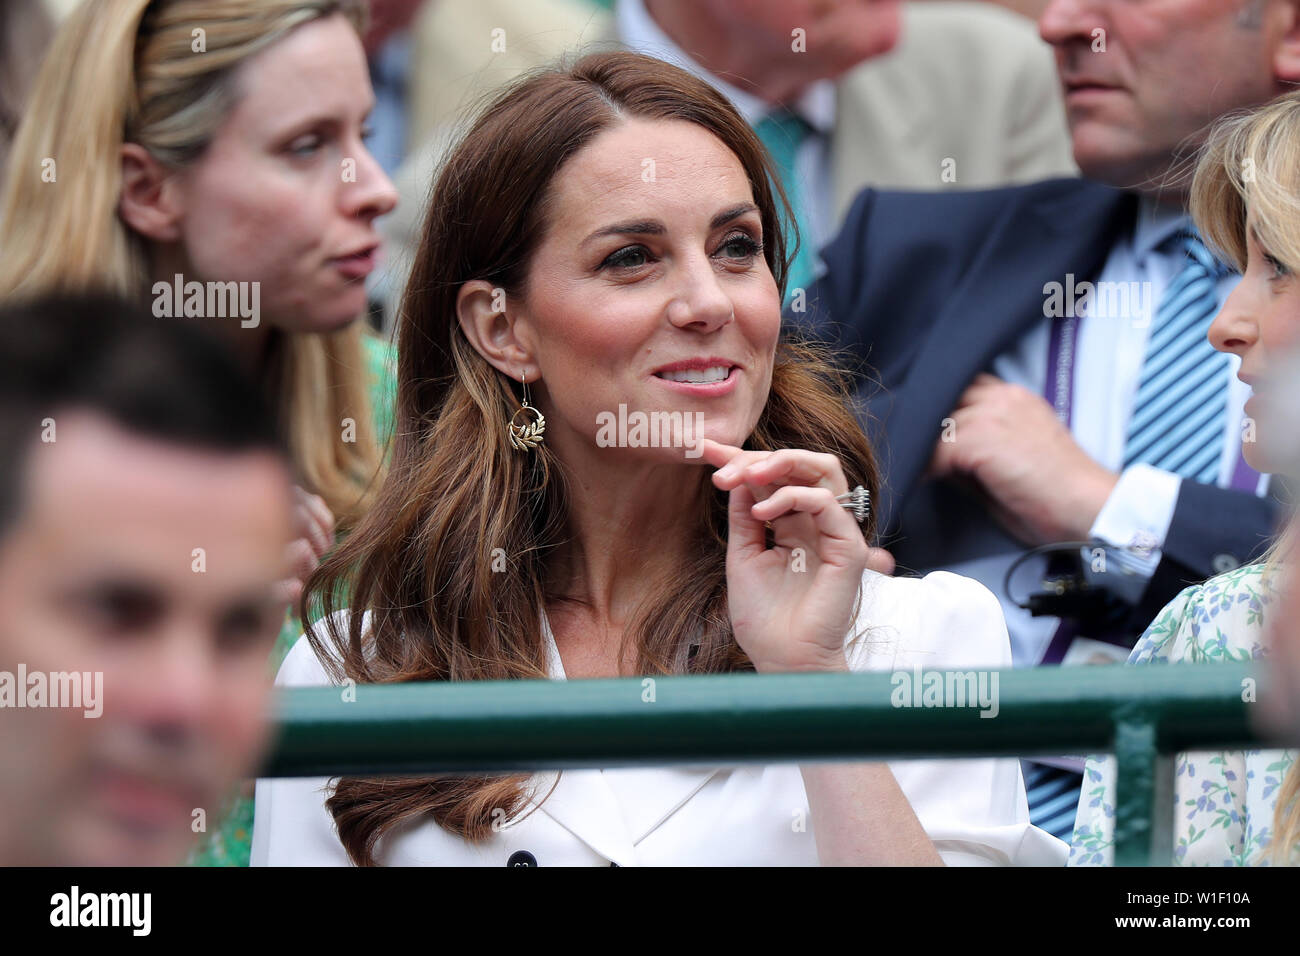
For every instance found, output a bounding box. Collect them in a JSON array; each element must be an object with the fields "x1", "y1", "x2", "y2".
[
  {"x1": 696, "y1": 438, "x2": 743, "y2": 469},
  {"x1": 736, "y1": 448, "x2": 848, "y2": 496}
]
